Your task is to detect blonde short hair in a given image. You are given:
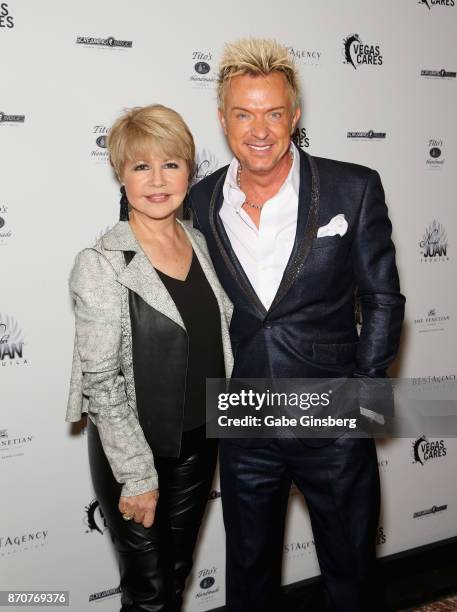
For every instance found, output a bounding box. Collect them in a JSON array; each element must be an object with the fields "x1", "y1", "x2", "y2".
[
  {"x1": 108, "y1": 104, "x2": 195, "y2": 179},
  {"x1": 217, "y1": 38, "x2": 300, "y2": 111}
]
